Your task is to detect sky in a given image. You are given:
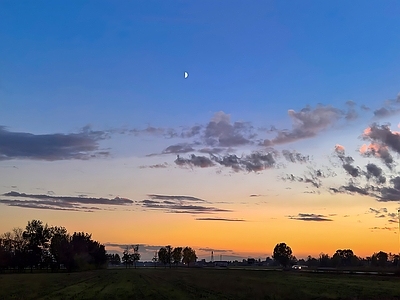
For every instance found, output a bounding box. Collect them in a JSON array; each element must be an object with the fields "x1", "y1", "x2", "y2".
[{"x1": 1, "y1": 0, "x2": 400, "y2": 261}]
